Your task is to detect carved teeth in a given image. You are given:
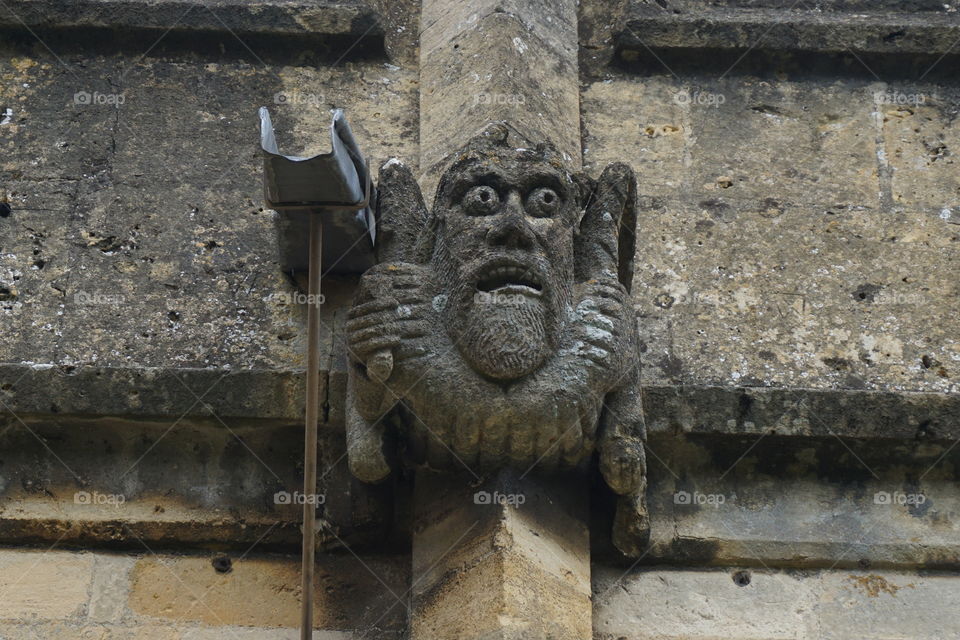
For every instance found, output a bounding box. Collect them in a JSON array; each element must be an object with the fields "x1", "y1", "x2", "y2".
[{"x1": 476, "y1": 263, "x2": 542, "y2": 294}]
